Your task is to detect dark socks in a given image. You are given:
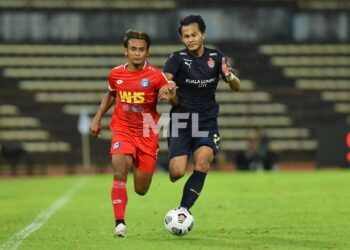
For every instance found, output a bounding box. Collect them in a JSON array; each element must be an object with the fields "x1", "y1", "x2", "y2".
[
  {"x1": 180, "y1": 170, "x2": 207, "y2": 210},
  {"x1": 116, "y1": 219, "x2": 125, "y2": 226}
]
